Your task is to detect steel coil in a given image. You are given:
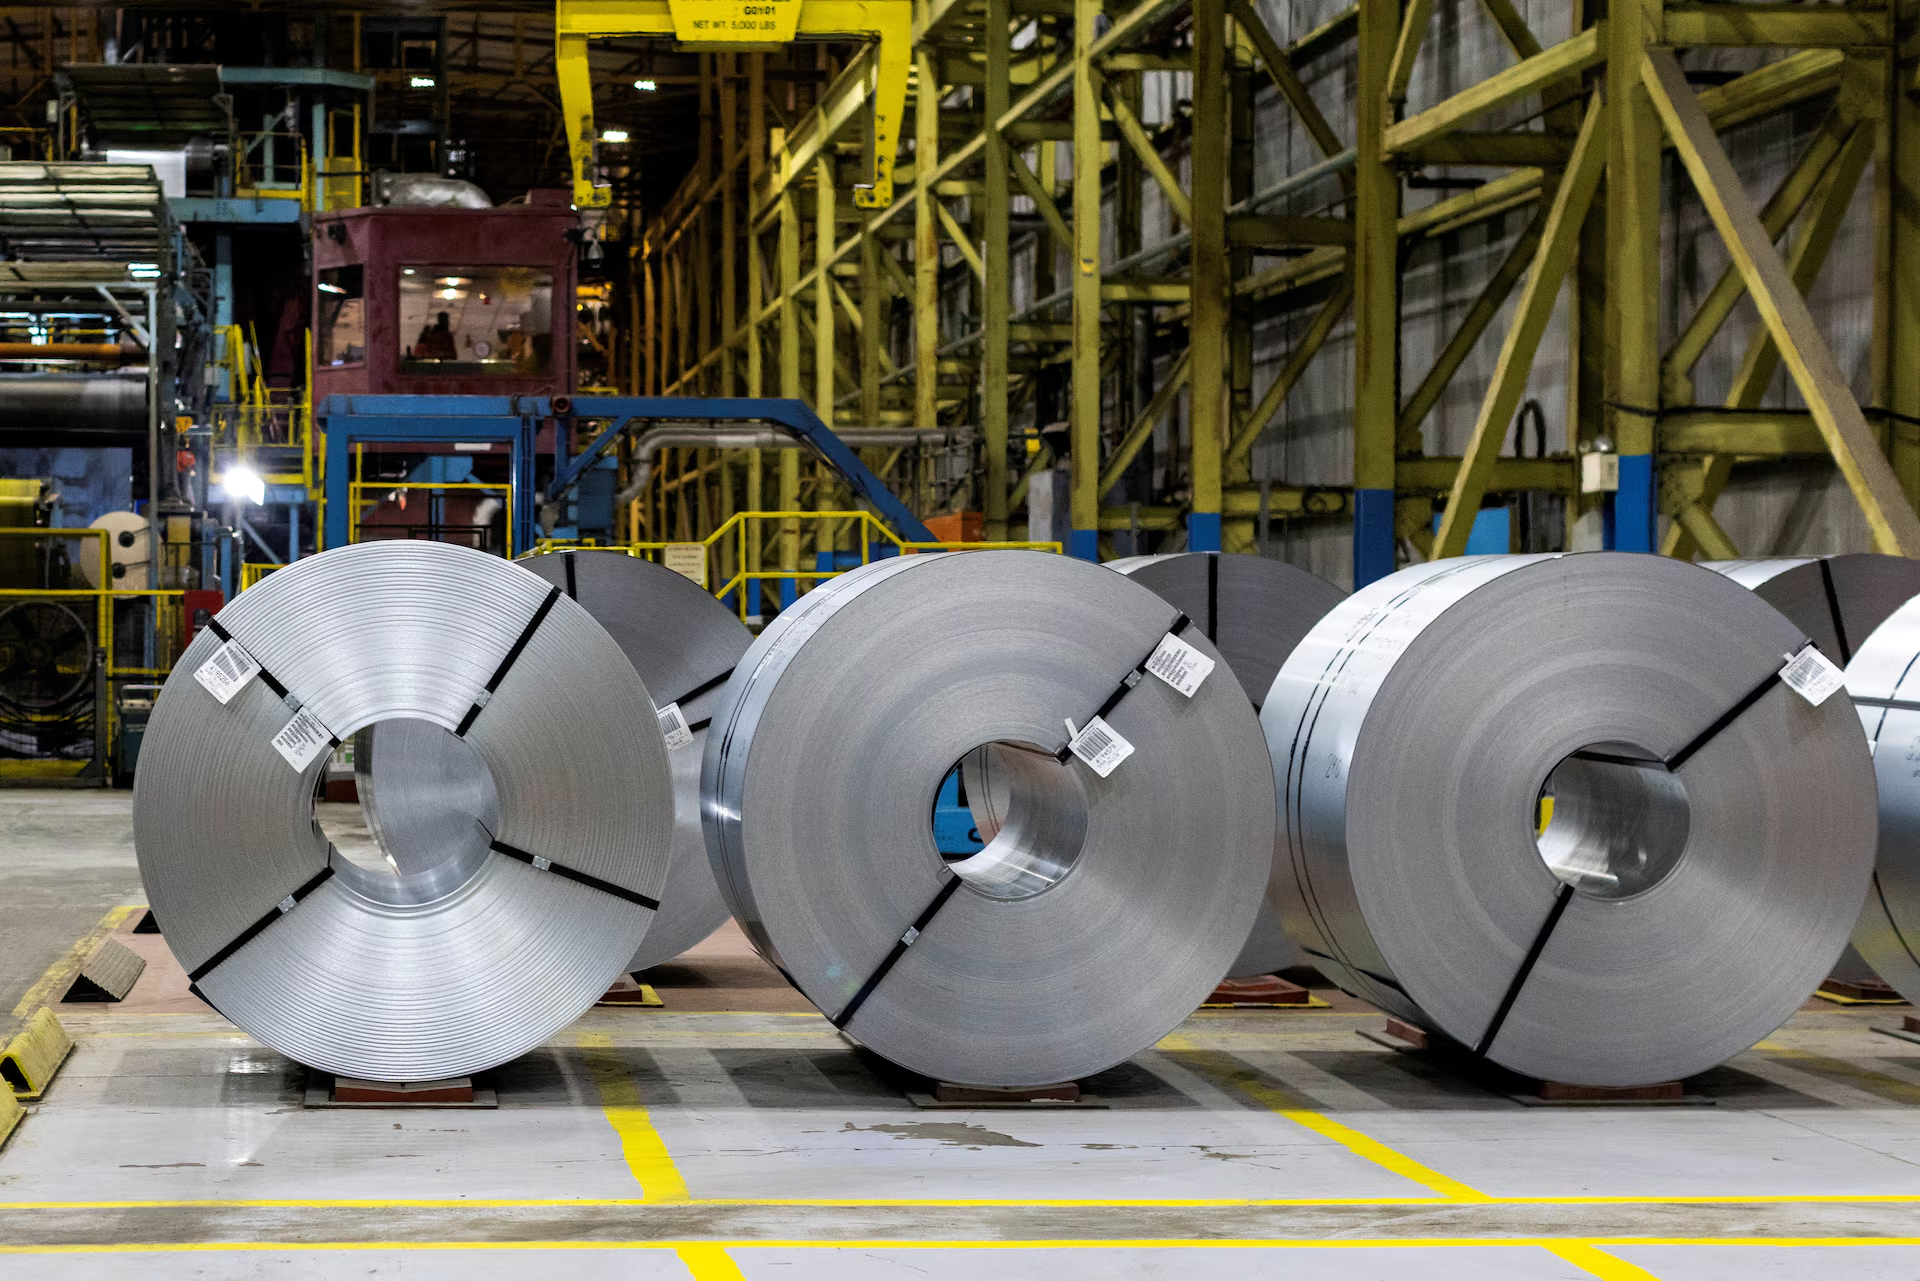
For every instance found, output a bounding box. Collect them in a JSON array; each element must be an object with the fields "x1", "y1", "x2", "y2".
[
  {"x1": 1842, "y1": 594, "x2": 1920, "y2": 1004},
  {"x1": 1265, "y1": 552, "x2": 1876, "y2": 1086},
  {"x1": 703, "y1": 551, "x2": 1274, "y2": 1086},
  {"x1": 1707, "y1": 554, "x2": 1920, "y2": 990},
  {"x1": 1108, "y1": 552, "x2": 1345, "y2": 978},
  {"x1": 133, "y1": 541, "x2": 674, "y2": 1080},
  {"x1": 359, "y1": 549, "x2": 749, "y2": 972}
]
